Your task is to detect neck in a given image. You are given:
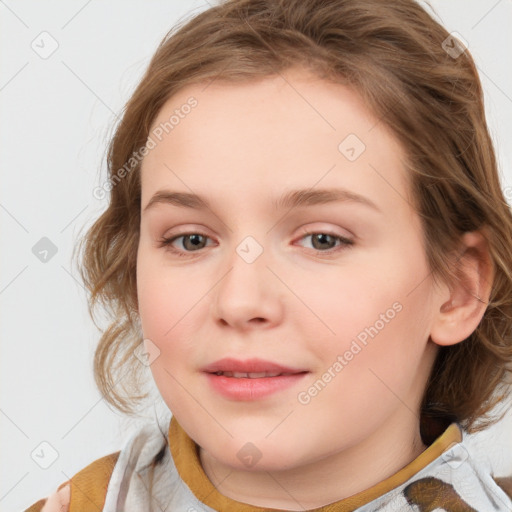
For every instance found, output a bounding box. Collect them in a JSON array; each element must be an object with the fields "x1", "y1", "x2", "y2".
[{"x1": 199, "y1": 414, "x2": 428, "y2": 510}]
